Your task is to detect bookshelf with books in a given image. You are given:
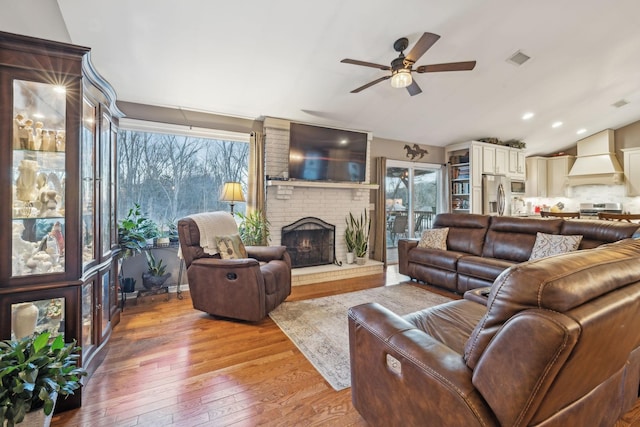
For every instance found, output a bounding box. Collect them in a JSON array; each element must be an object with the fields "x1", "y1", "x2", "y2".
[{"x1": 446, "y1": 141, "x2": 483, "y2": 214}]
